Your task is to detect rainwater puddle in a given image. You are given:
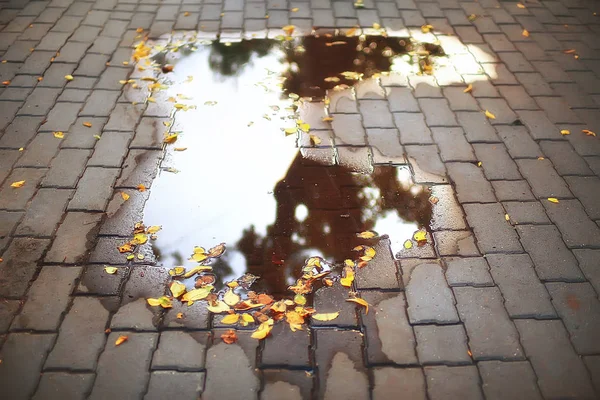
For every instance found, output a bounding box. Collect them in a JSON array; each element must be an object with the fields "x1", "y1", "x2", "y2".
[{"x1": 138, "y1": 34, "x2": 436, "y2": 296}]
